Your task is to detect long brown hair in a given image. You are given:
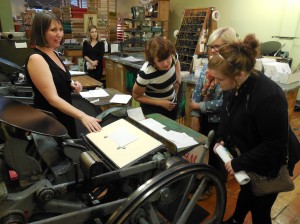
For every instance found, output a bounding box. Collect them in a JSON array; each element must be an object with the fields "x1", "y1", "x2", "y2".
[
  {"x1": 30, "y1": 11, "x2": 62, "y2": 47},
  {"x1": 86, "y1": 25, "x2": 99, "y2": 43},
  {"x1": 145, "y1": 37, "x2": 175, "y2": 66}
]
